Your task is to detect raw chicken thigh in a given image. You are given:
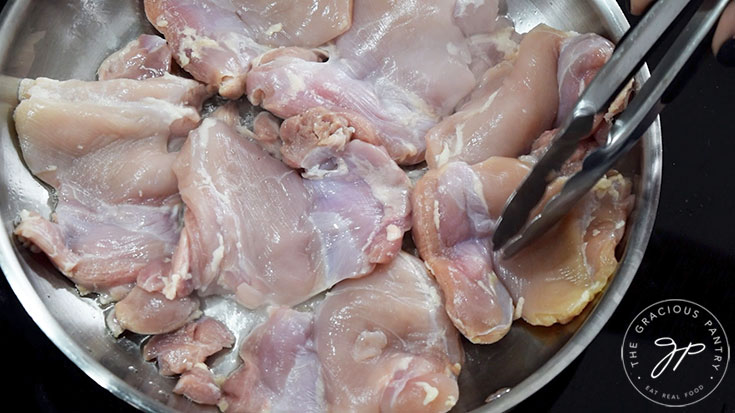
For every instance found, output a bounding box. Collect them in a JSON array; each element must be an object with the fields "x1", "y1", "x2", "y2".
[
  {"x1": 144, "y1": 0, "x2": 264, "y2": 99},
  {"x1": 221, "y1": 253, "x2": 463, "y2": 413},
  {"x1": 145, "y1": 317, "x2": 235, "y2": 404},
  {"x1": 233, "y1": 0, "x2": 353, "y2": 48},
  {"x1": 220, "y1": 307, "x2": 323, "y2": 413},
  {"x1": 425, "y1": 25, "x2": 614, "y2": 168},
  {"x1": 463, "y1": 19, "x2": 521, "y2": 85},
  {"x1": 251, "y1": 111, "x2": 284, "y2": 159},
  {"x1": 246, "y1": 0, "x2": 487, "y2": 164},
  {"x1": 412, "y1": 158, "x2": 526, "y2": 343},
  {"x1": 494, "y1": 173, "x2": 633, "y2": 325},
  {"x1": 144, "y1": 316, "x2": 235, "y2": 375},
  {"x1": 314, "y1": 252, "x2": 463, "y2": 413},
  {"x1": 144, "y1": 0, "x2": 352, "y2": 99},
  {"x1": 13, "y1": 75, "x2": 206, "y2": 188},
  {"x1": 166, "y1": 107, "x2": 411, "y2": 307},
  {"x1": 112, "y1": 286, "x2": 201, "y2": 335},
  {"x1": 13, "y1": 75, "x2": 209, "y2": 296},
  {"x1": 555, "y1": 33, "x2": 616, "y2": 125},
  {"x1": 413, "y1": 156, "x2": 633, "y2": 342},
  {"x1": 175, "y1": 364, "x2": 223, "y2": 405},
  {"x1": 454, "y1": 0, "x2": 500, "y2": 37},
  {"x1": 97, "y1": 34, "x2": 173, "y2": 81}
]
